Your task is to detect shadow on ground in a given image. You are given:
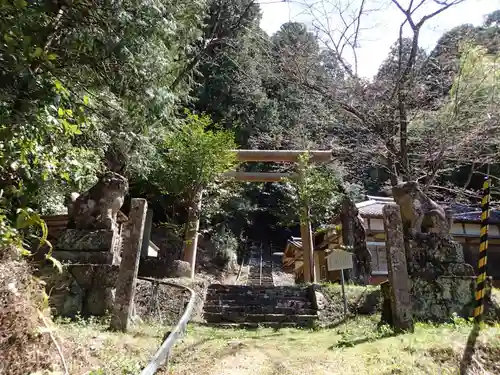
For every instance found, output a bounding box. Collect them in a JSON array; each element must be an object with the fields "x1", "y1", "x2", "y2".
[
  {"x1": 459, "y1": 322, "x2": 480, "y2": 375},
  {"x1": 329, "y1": 329, "x2": 398, "y2": 349}
]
